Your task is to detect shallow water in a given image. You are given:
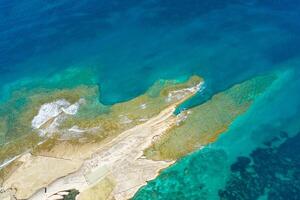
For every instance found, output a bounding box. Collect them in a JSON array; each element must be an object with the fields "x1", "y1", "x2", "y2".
[
  {"x1": 1, "y1": 0, "x2": 300, "y2": 199},
  {"x1": 134, "y1": 67, "x2": 300, "y2": 200}
]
